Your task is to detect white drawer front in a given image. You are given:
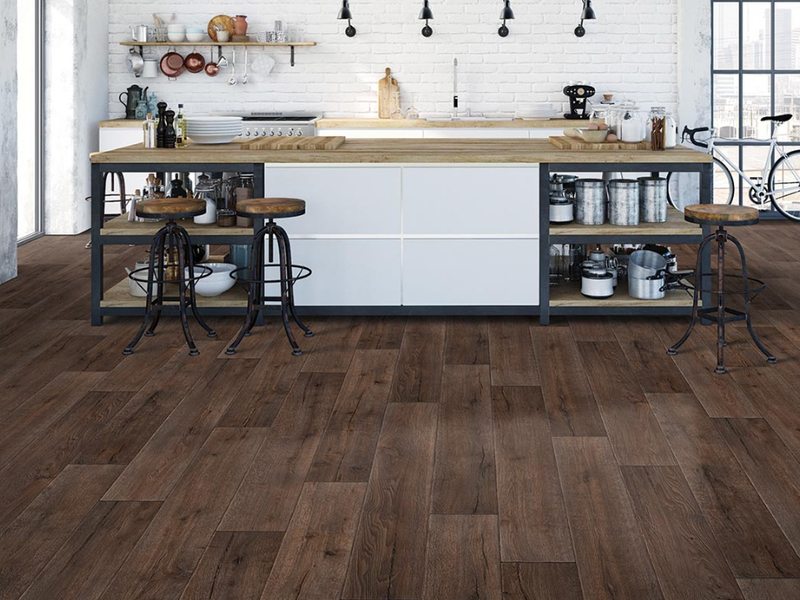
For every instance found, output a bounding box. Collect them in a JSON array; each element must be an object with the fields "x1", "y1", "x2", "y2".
[
  {"x1": 317, "y1": 128, "x2": 424, "y2": 139},
  {"x1": 422, "y1": 129, "x2": 530, "y2": 139},
  {"x1": 402, "y1": 167, "x2": 539, "y2": 235},
  {"x1": 281, "y1": 239, "x2": 402, "y2": 306},
  {"x1": 403, "y1": 239, "x2": 539, "y2": 306},
  {"x1": 264, "y1": 167, "x2": 402, "y2": 235},
  {"x1": 529, "y1": 128, "x2": 564, "y2": 139}
]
